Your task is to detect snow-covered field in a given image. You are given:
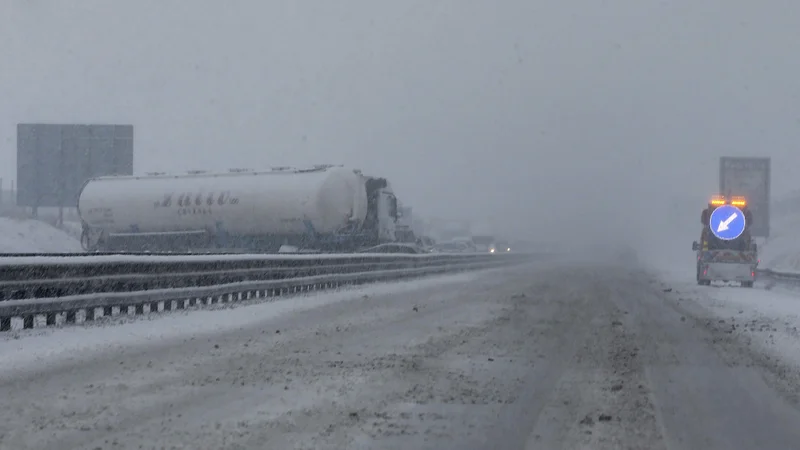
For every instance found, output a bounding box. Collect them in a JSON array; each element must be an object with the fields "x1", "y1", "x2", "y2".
[{"x1": 0, "y1": 217, "x2": 82, "y2": 252}]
